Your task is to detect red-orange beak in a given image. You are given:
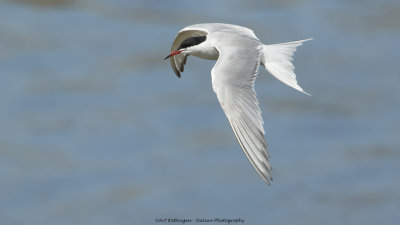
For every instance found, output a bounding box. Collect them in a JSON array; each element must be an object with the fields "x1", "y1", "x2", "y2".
[{"x1": 164, "y1": 50, "x2": 183, "y2": 60}]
